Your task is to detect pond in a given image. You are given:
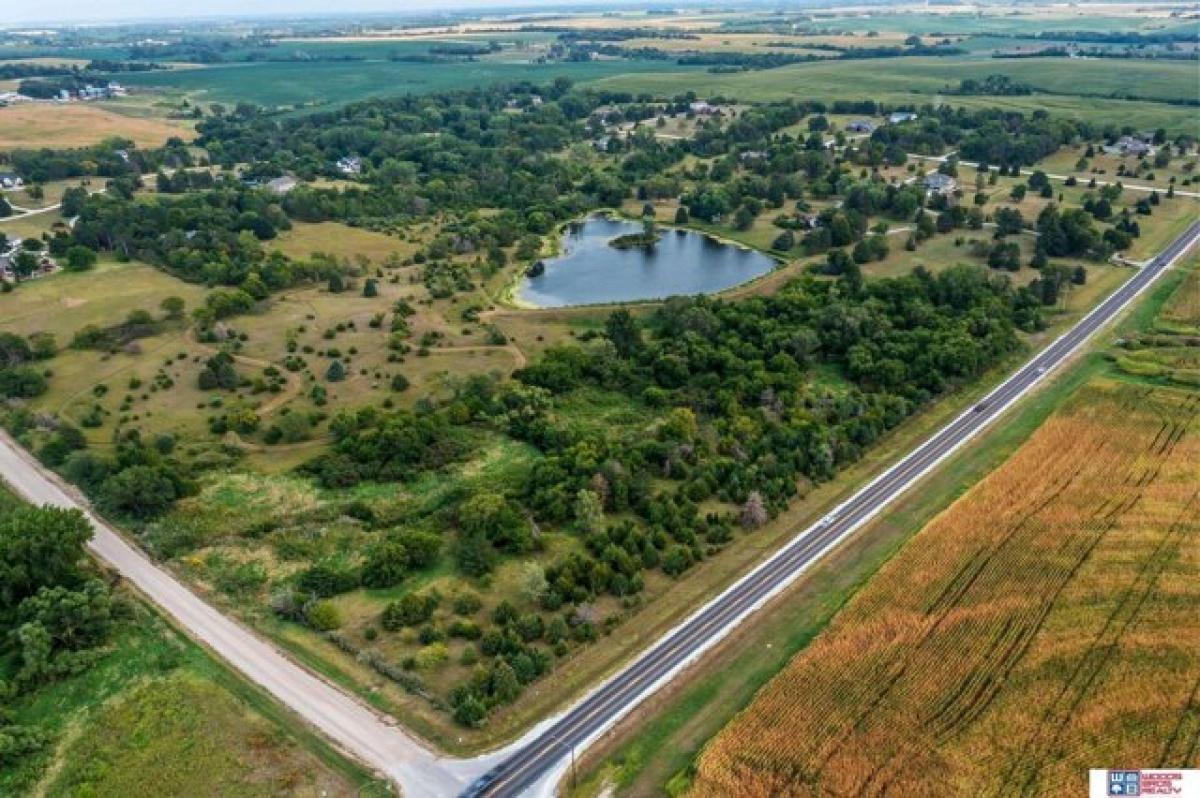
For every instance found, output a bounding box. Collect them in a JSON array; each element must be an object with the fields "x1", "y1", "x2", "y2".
[{"x1": 516, "y1": 215, "x2": 777, "y2": 308}]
